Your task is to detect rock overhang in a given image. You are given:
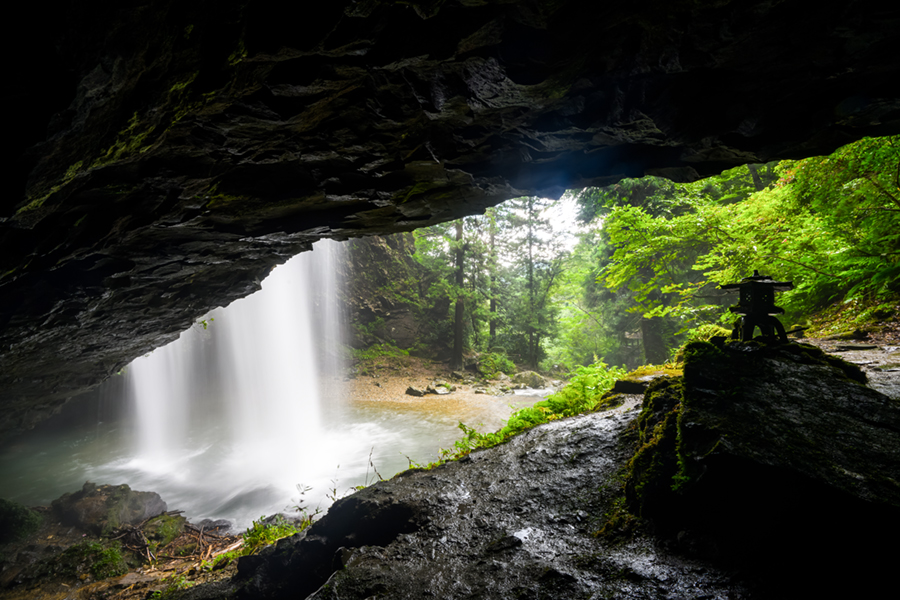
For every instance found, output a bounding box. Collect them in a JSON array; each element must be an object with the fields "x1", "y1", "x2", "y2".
[{"x1": 2, "y1": 0, "x2": 900, "y2": 439}]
